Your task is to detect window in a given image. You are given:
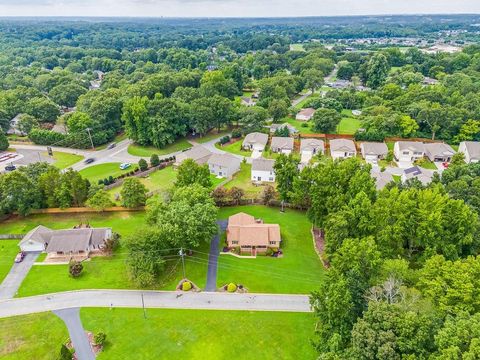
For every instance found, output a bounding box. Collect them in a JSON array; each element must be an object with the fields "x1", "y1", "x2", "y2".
[
  {"x1": 231, "y1": 241, "x2": 238, "y2": 245},
  {"x1": 403, "y1": 151, "x2": 409, "y2": 155},
  {"x1": 269, "y1": 241, "x2": 276, "y2": 245},
  {"x1": 269, "y1": 177, "x2": 273, "y2": 181}
]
